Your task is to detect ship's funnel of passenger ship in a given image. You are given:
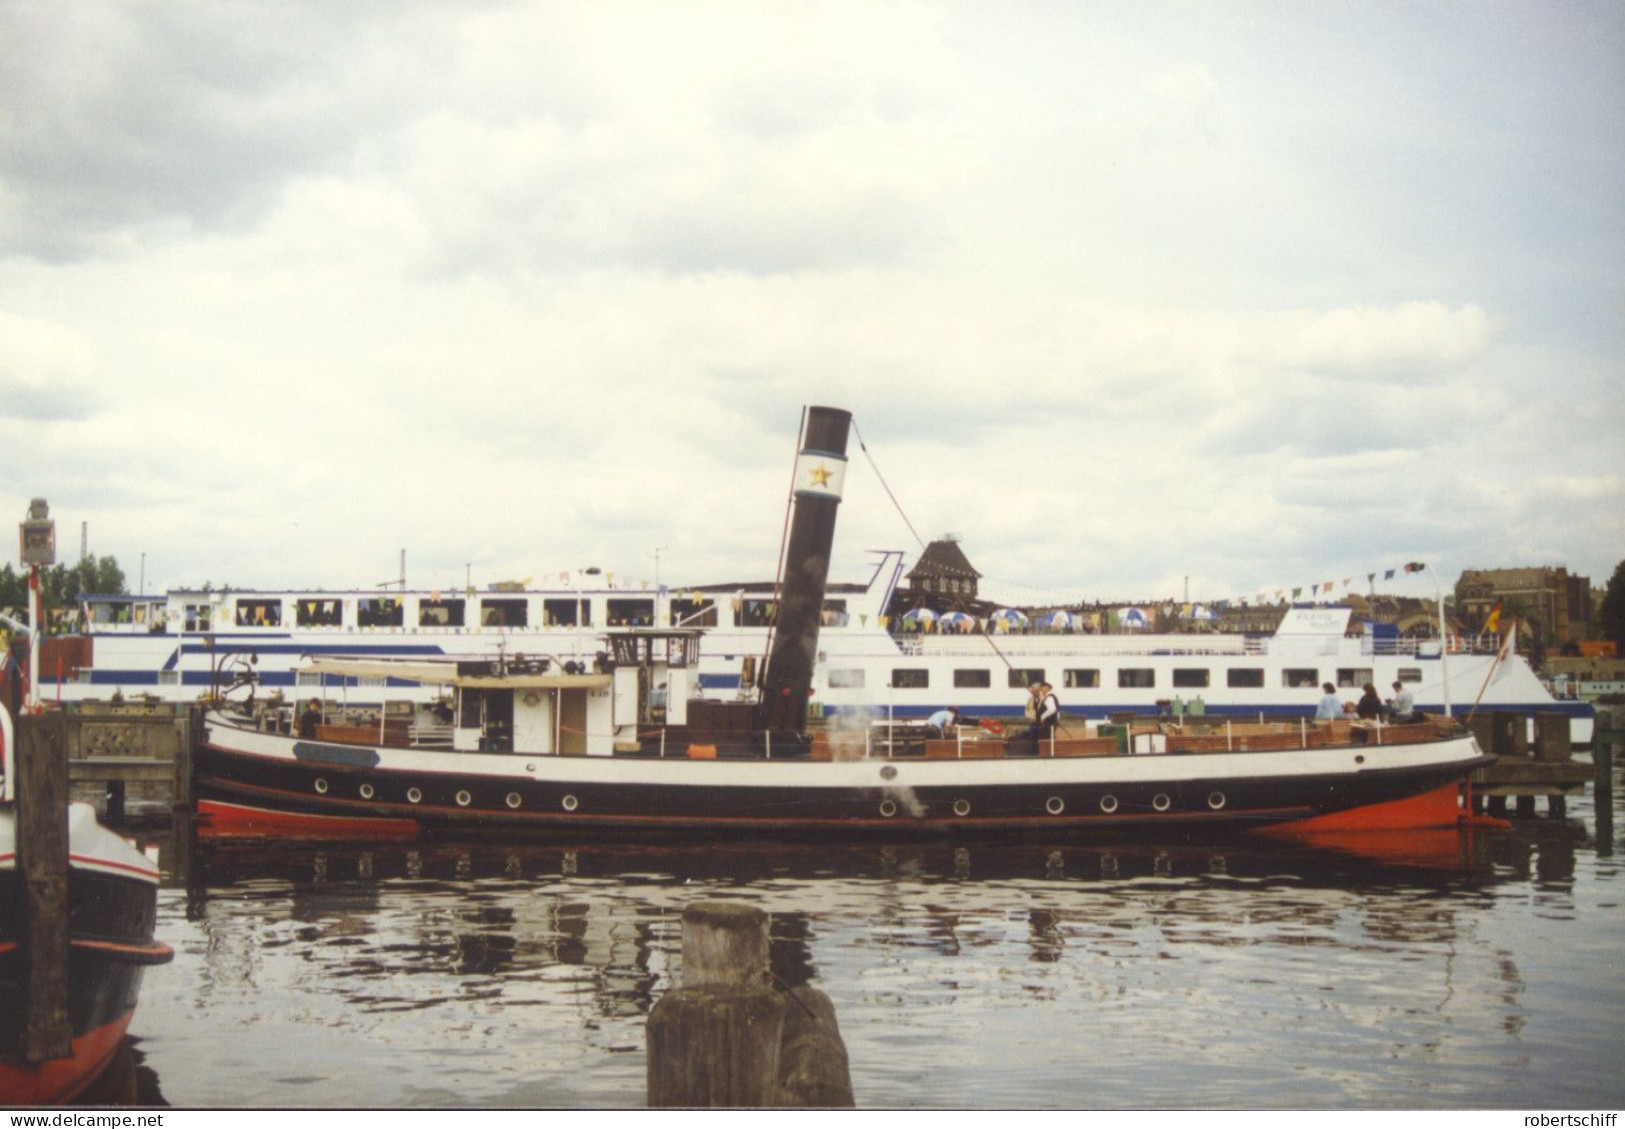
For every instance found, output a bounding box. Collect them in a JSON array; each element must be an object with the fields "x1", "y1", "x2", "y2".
[{"x1": 754, "y1": 406, "x2": 852, "y2": 733}]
